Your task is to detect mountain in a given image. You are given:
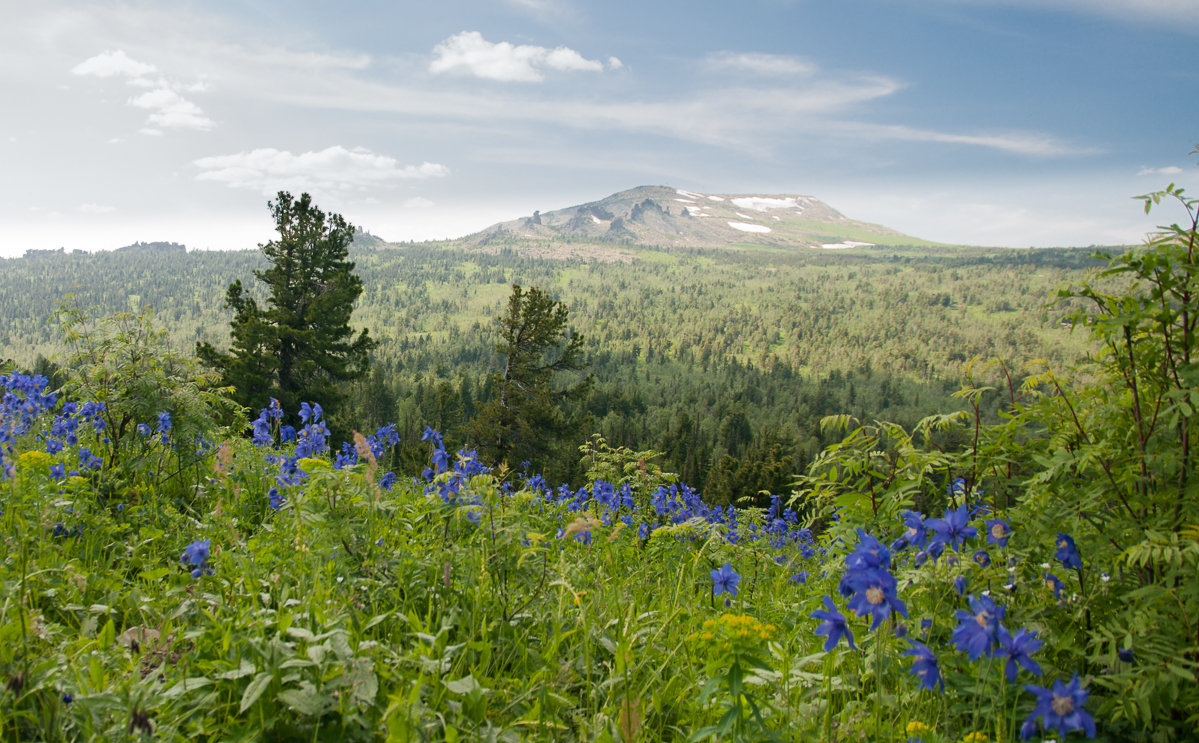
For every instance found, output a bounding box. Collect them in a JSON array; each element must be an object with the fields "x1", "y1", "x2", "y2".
[{"x1": 464, "y1": 185, "x2": 939, "y2": 252}]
